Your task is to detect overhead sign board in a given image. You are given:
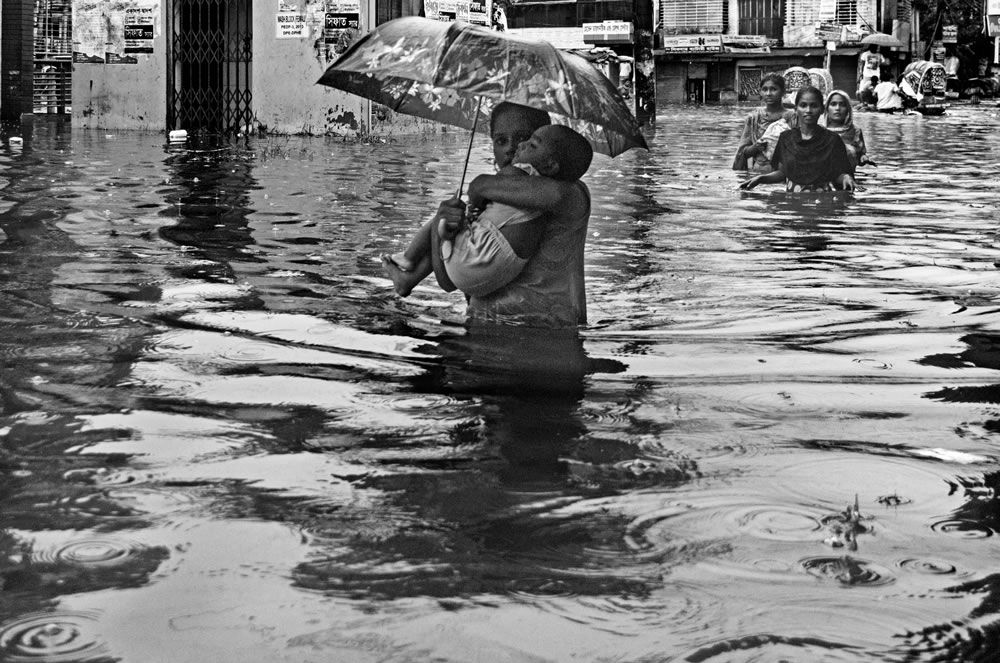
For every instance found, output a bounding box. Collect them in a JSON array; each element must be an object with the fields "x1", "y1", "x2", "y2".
[
  {"x1": 815, "y1": 23, "x2": 844, "y2": 41},
  {"x1": 660, "y1": 35, "x2": 722, "y2": 52},
  {"x1": 722, "y1": 35, "x2": 770, "y2": 53},
  {"x1": 582, "y1": 21, "x2": 633, "y2": 44}
]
